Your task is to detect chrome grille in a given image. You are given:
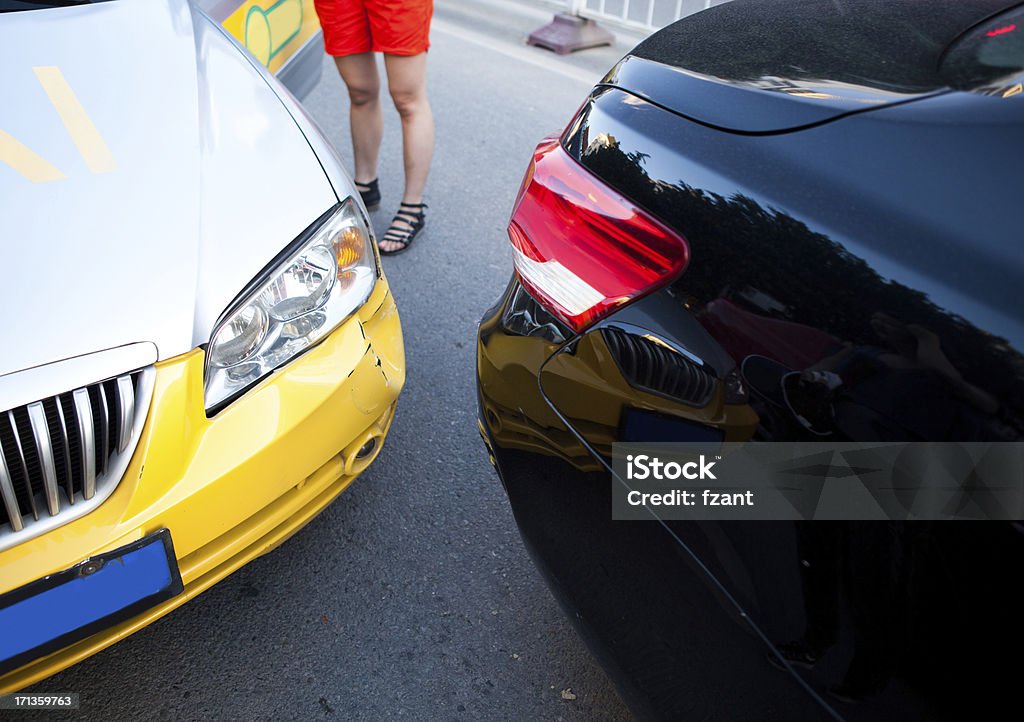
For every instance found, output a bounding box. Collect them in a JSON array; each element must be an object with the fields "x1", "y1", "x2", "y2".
[
  {"x1": 602, "y1": 328, "x2": 717, "y2": 407},
  {"x1": 0, "y1": 368, "x2": 153, "y2": 550}
]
